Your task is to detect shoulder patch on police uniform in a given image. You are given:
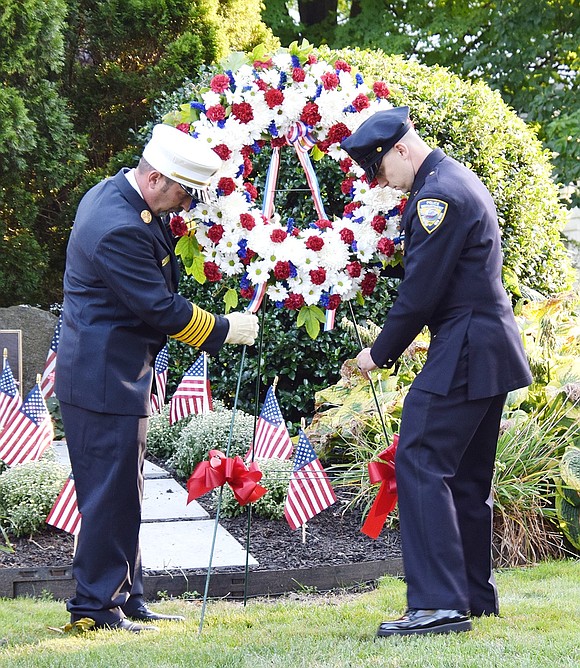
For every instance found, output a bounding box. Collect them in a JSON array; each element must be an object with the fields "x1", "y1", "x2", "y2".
[{"x1": 417, "y1": 198, "x2": 447, "y2": 234}]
